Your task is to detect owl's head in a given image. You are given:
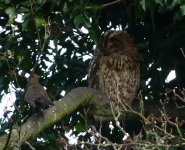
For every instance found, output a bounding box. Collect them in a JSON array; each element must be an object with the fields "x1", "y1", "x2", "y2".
[{"x1": 98, "y1": 30, "x2": 135, "y2": 56}]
